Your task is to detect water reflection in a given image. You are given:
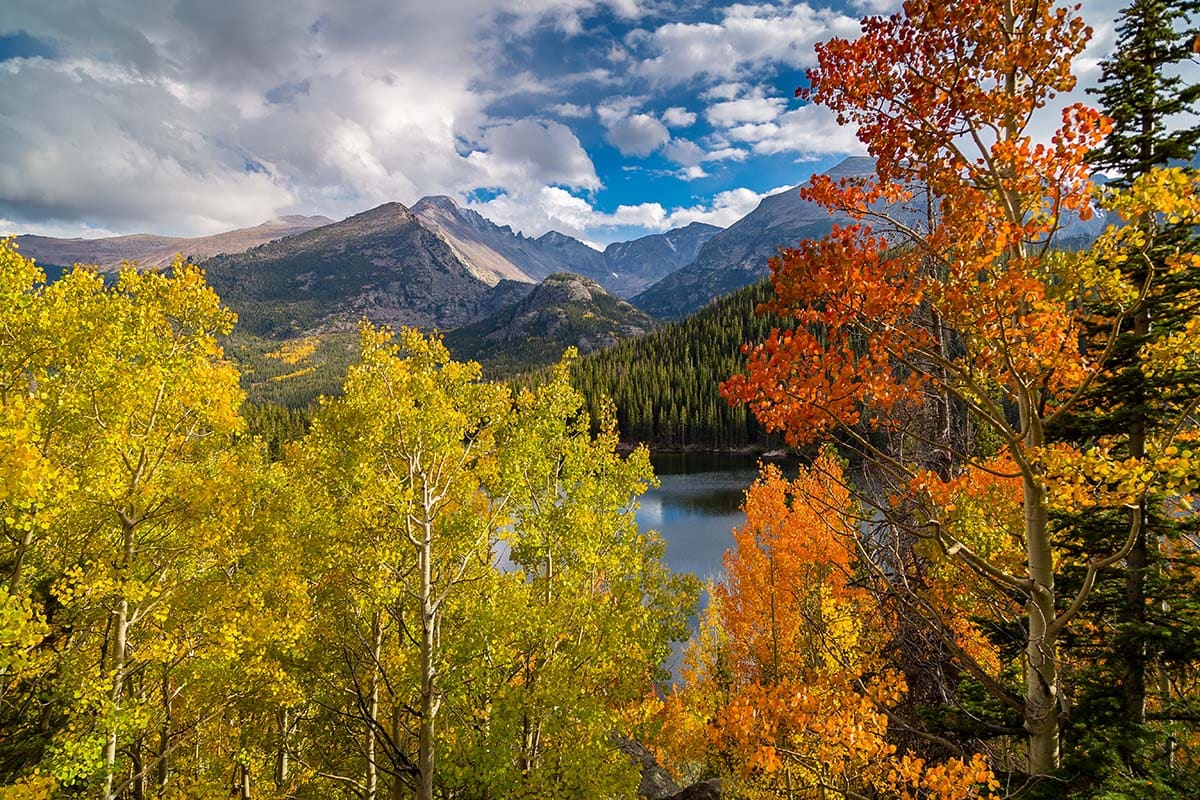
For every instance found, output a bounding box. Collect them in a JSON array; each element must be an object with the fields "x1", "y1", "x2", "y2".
[{"x1": 637, "y1": 453, "x2": 782, "y2": 678}]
